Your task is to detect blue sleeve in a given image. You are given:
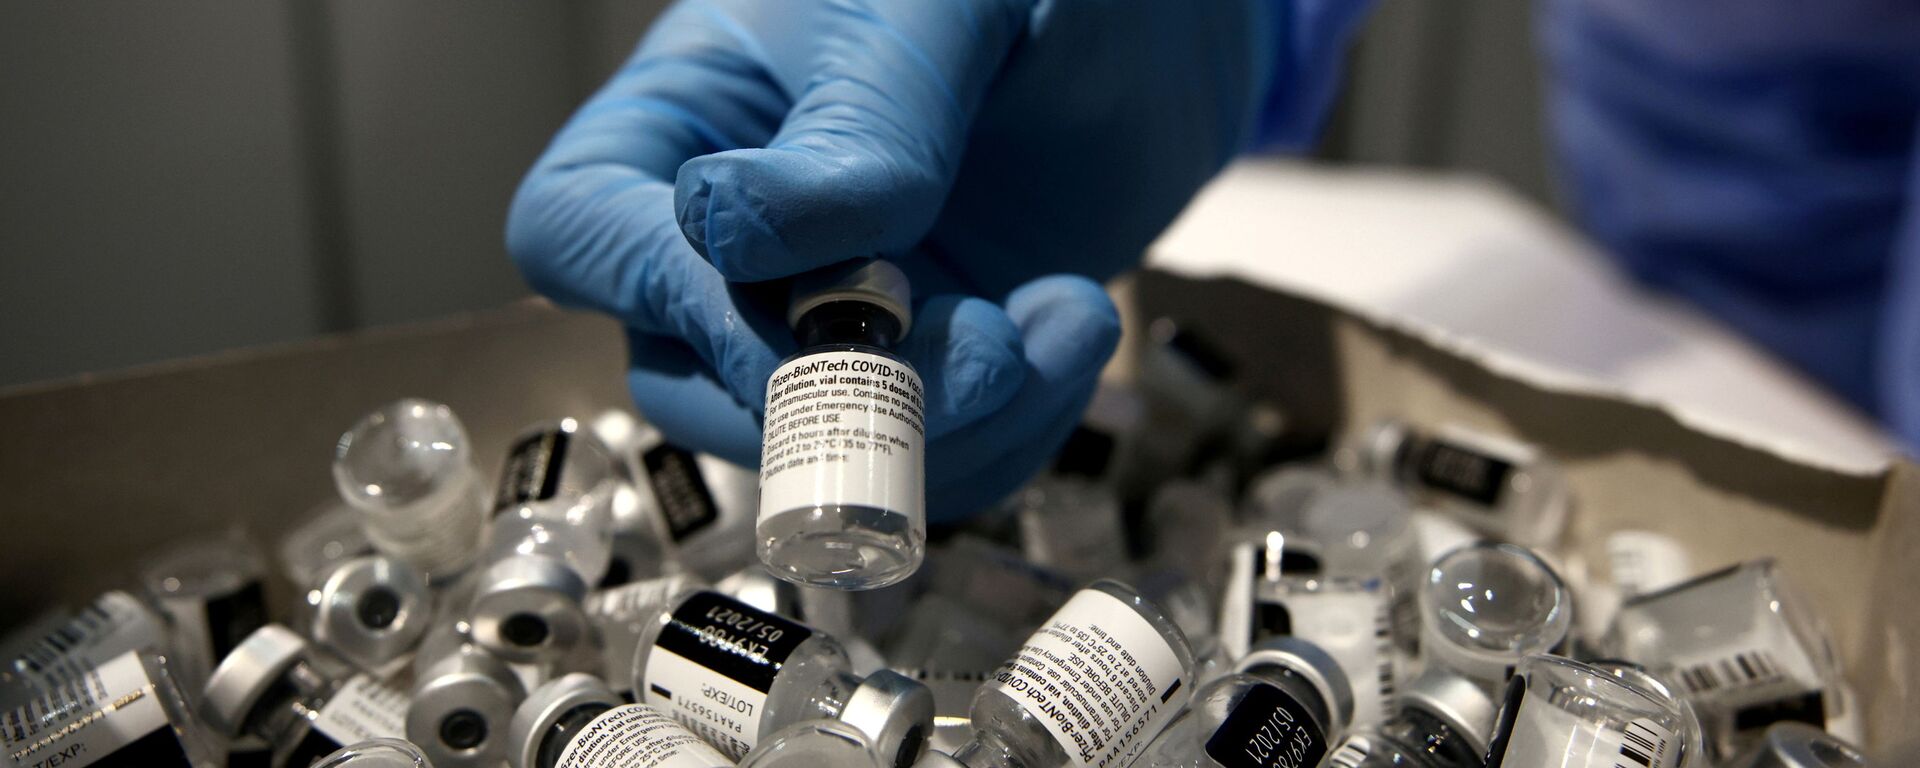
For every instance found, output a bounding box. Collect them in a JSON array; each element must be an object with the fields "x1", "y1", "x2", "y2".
[
  {"x1": 1250, "y1": 0, "x2": 1379, "y2": 152},
  {"x1": 1538, "y1": 0, "x2": 1920, "y2": 431},
  {"x1": 1877, "y1": 136, "x2": 1920, "y2": 444}
]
